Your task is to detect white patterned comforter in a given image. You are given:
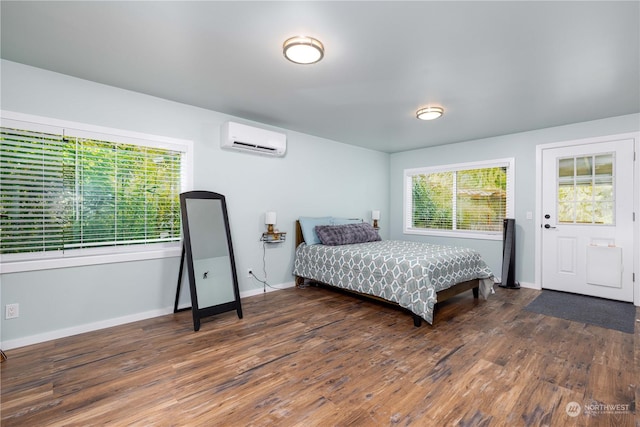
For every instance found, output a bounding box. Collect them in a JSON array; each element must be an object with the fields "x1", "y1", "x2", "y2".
[{"x1": 293, "y1": 240, "x2": 494, "y2": 324}]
